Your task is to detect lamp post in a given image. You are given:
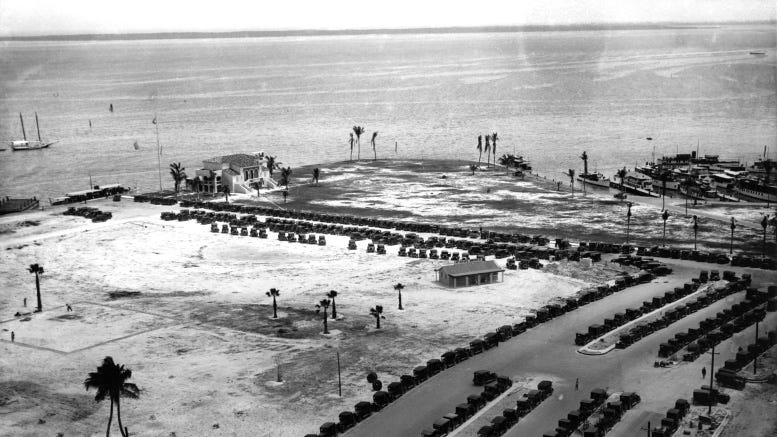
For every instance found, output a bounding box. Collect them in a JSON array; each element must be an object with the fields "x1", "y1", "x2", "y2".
[
  {"x1": 729, "y1": 217, "x2": 736, "y2": 255},
  {"x1": 761, "y1": 215, "x2": 769, "y2": 259},
  {"x1": 708, "y1": 343, "x2": 719, "y2": 417},
  {"x1": 693, "y1": 215, "x2": 699, "y2": 251},
  {"x1": 662, "y1": 210, "x2": 669, "y2": 247},
  {"x1": 626, "y1": 202, "x2": 633, "y2": 245}
]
